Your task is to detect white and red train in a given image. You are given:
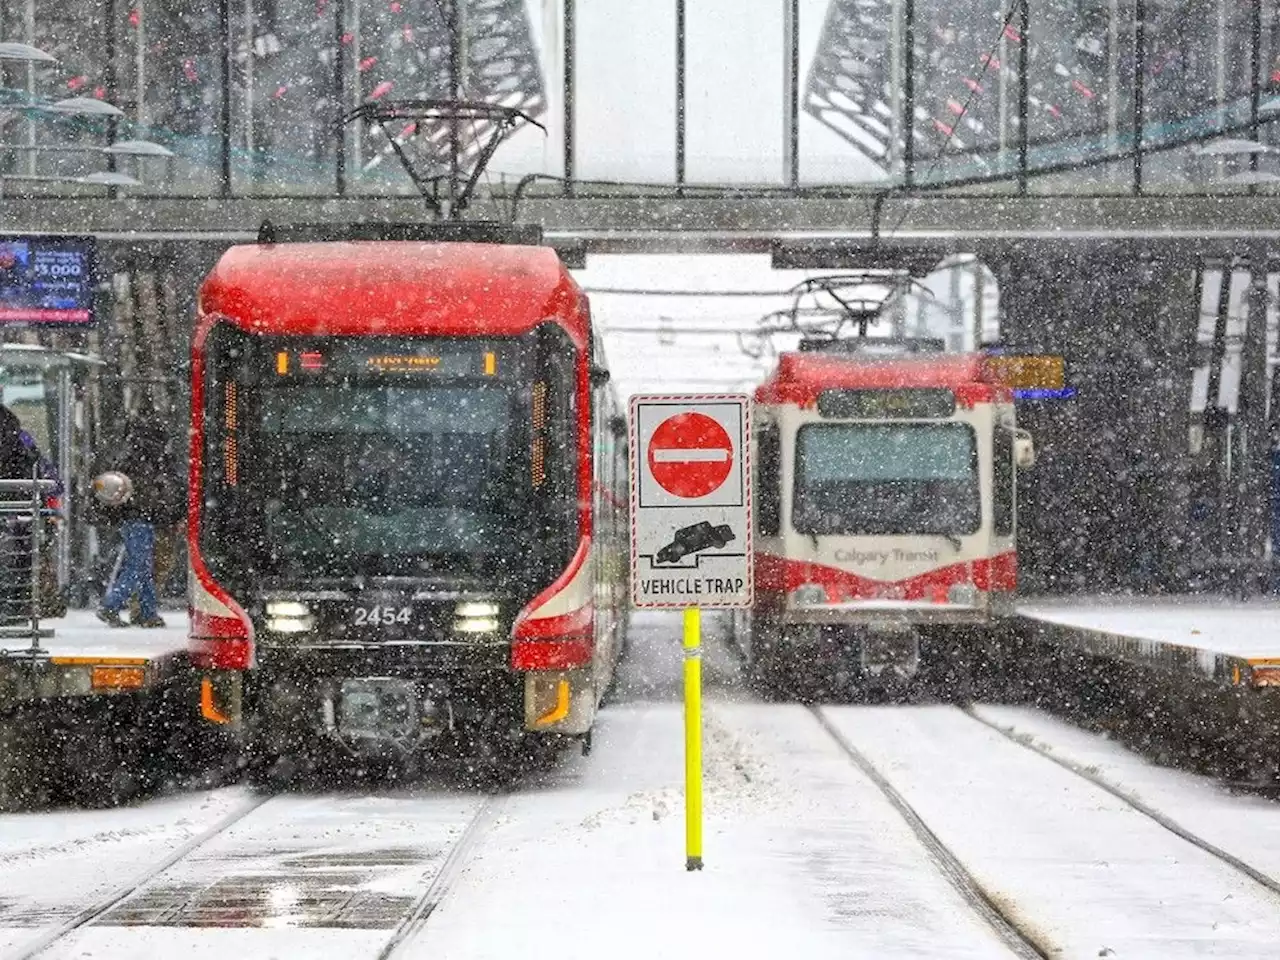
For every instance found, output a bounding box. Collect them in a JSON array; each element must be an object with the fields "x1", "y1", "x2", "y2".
[
  {"x1": 738, "y1": 340, "x2": 1037, "y2": 693},
  {"x1": 189, "y1": 230, "x2": 629, "y2": 777}
]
